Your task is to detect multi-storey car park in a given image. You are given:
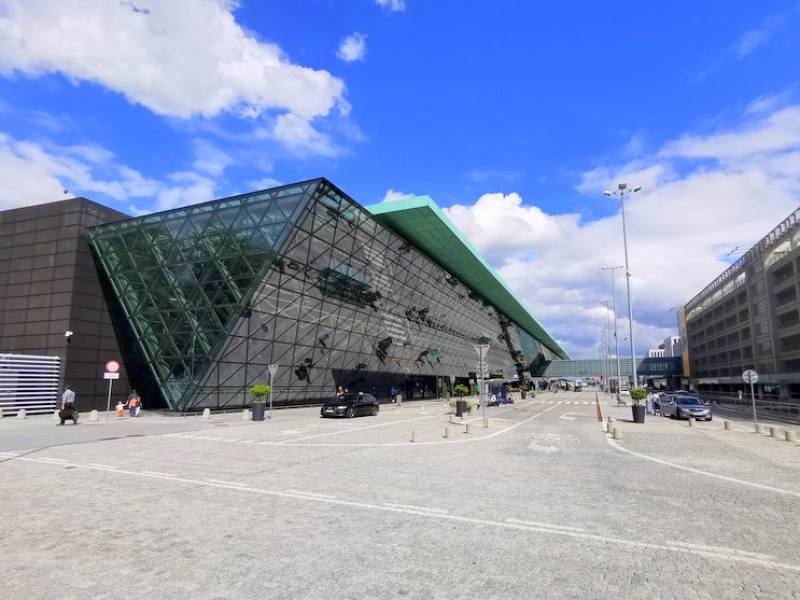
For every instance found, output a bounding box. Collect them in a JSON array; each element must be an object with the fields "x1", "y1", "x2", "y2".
[
  {"x1": 1, "y1": 179, "x2": 566, "y2": 413},
  {"x1": 681, "y1": 206, "x2": 800, "y2": 415}
]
